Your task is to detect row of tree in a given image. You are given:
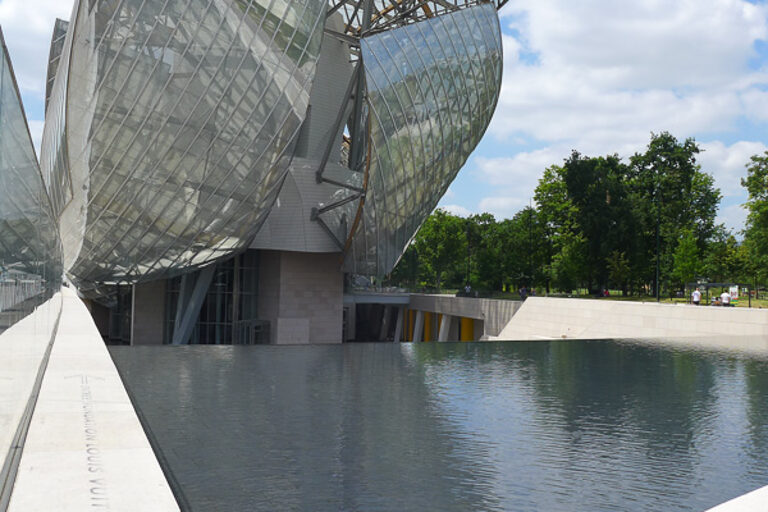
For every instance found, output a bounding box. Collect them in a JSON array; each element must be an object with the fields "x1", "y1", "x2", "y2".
[{"x1": 388, "y1": 132, "x2": 768, "y2": 296}]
